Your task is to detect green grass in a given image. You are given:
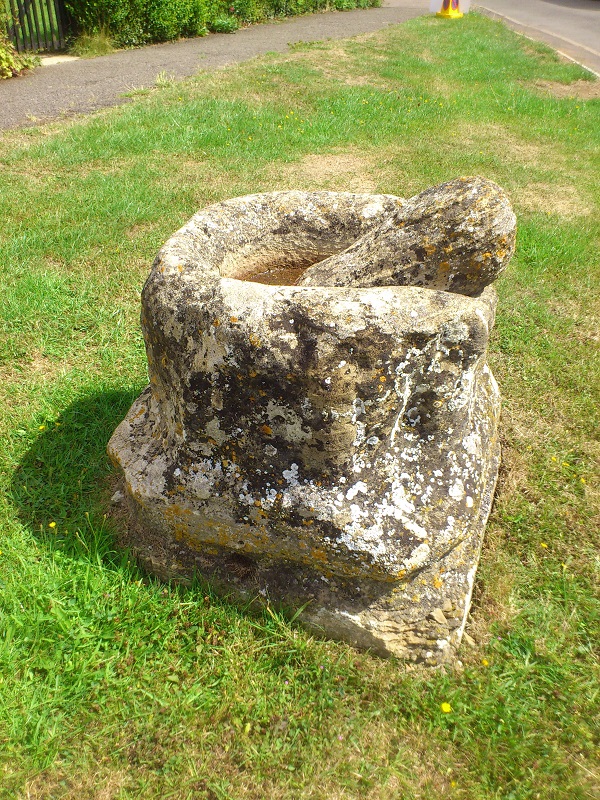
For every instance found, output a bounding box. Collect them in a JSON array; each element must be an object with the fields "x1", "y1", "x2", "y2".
[
  {"x1": 1, "y1": 12, "x2": 599, "y2": 799},
  {"x1": 69, "y1": 30, "x2": 116, "y2": 58}
]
